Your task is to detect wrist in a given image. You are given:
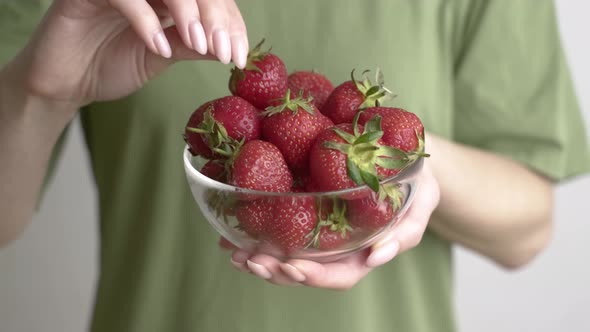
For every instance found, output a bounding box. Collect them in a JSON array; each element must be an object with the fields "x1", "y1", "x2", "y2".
[
  {"x1": 1, "y1": 60, "x2": 79, "y2": 120},
  {"x1": 423, "y1": 132, "x2": 444, "y2": 179},
  {"x1": 422, "y1": 132, "x2": 450, "y2": 222}
]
